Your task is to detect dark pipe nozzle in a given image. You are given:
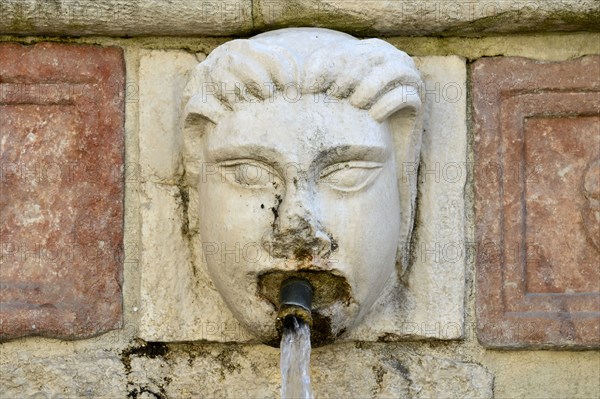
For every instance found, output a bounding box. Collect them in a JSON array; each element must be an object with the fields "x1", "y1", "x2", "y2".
[
  {"x1": 277, "y1": 278, "x2": 313, "y2": 331},
  {"x1": 280, "y1": 278, "x2": 313, "y2": 311}
]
